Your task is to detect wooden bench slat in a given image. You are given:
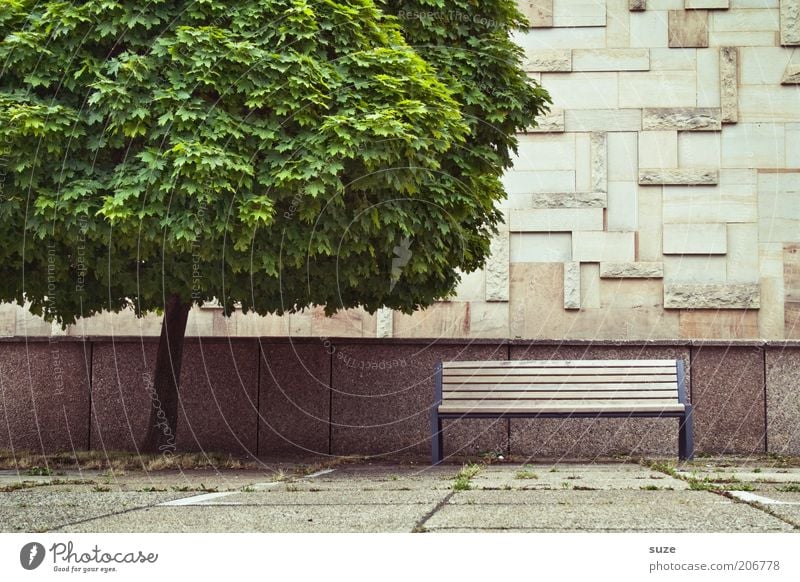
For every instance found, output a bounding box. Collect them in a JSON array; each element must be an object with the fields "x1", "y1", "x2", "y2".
[
  {"x1": 444, "y1": 366, "x2": 676, "y2": 376},
  {"x1": 439, "y1": 402, "x2": 686, "y2": 414},
  {"x1": 442, "y1": 359, "x2": 677, "y2": 368},
  {"x1": 443, "y1": 374, "x2": 677, "y2": 384},
  {"x1": 443, "y1": 390, "x2": 678, "y2": 400},
  {"x1": 442, "y1": 382, "x2": 678, "y2": 392}
]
